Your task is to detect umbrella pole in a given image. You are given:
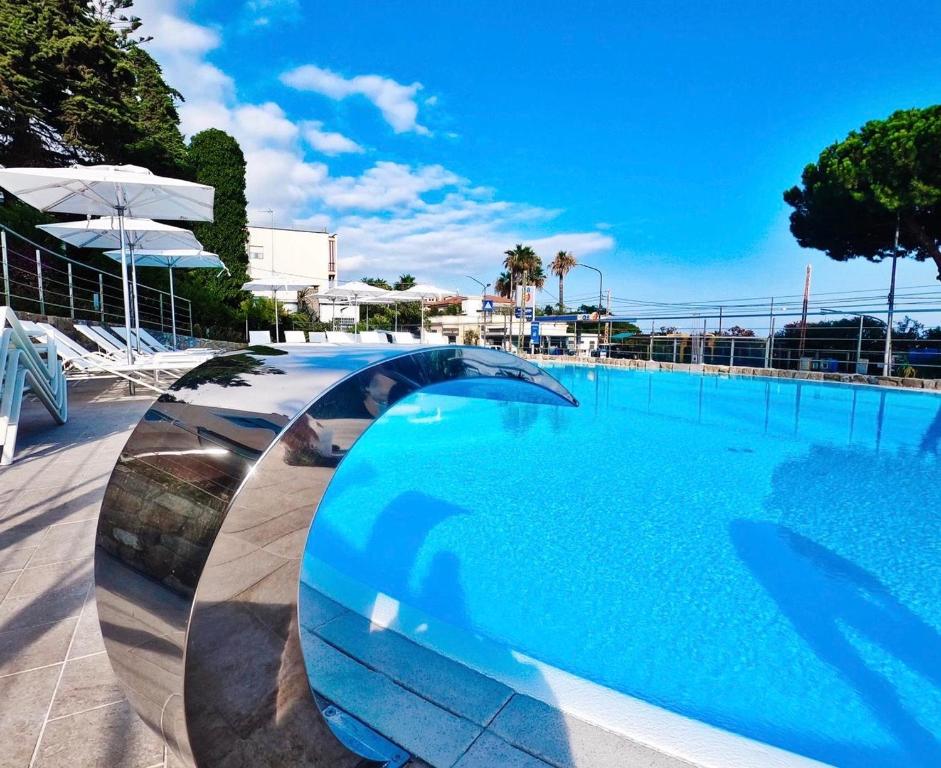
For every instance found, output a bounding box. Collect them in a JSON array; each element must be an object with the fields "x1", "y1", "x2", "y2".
[
  {"x1": 395, "y1": 302, "x2": 398, "y2": 332},
  {"x1": 129, "y1": 246, "x2": 142, "y2": 353},
  {"x1": 365, "y1": 301, "x2": 369, "y2": 330},
  {"x1": 169, "y1": 266, "x2": 177, "y2": 349},
  {"x1": 116, "y1": 207, "x2": 134, "y2": 364}
]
